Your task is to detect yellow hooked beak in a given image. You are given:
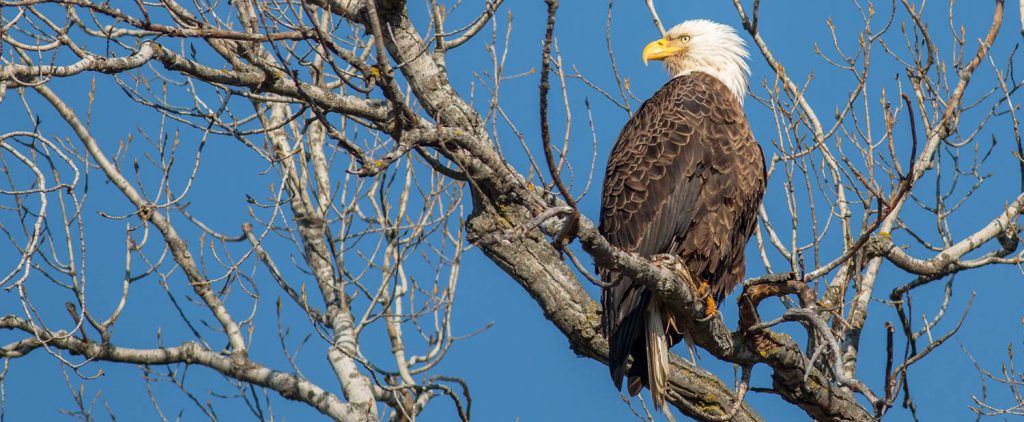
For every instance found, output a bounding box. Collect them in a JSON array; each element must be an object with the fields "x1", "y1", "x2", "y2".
[{"x1": 642, "y1": 38, "x2": 685, "y2": 65}]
